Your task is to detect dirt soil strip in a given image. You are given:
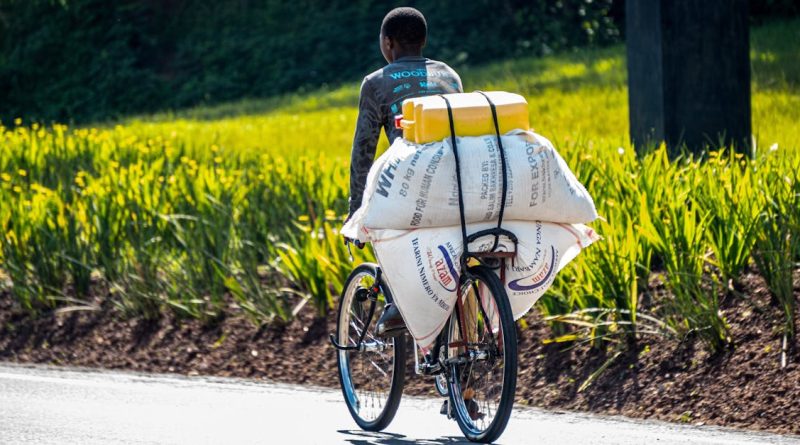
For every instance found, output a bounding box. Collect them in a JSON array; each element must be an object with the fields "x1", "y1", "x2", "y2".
[{"x1": 1, "y1": 271, "x2": 799, "y2": 435}]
